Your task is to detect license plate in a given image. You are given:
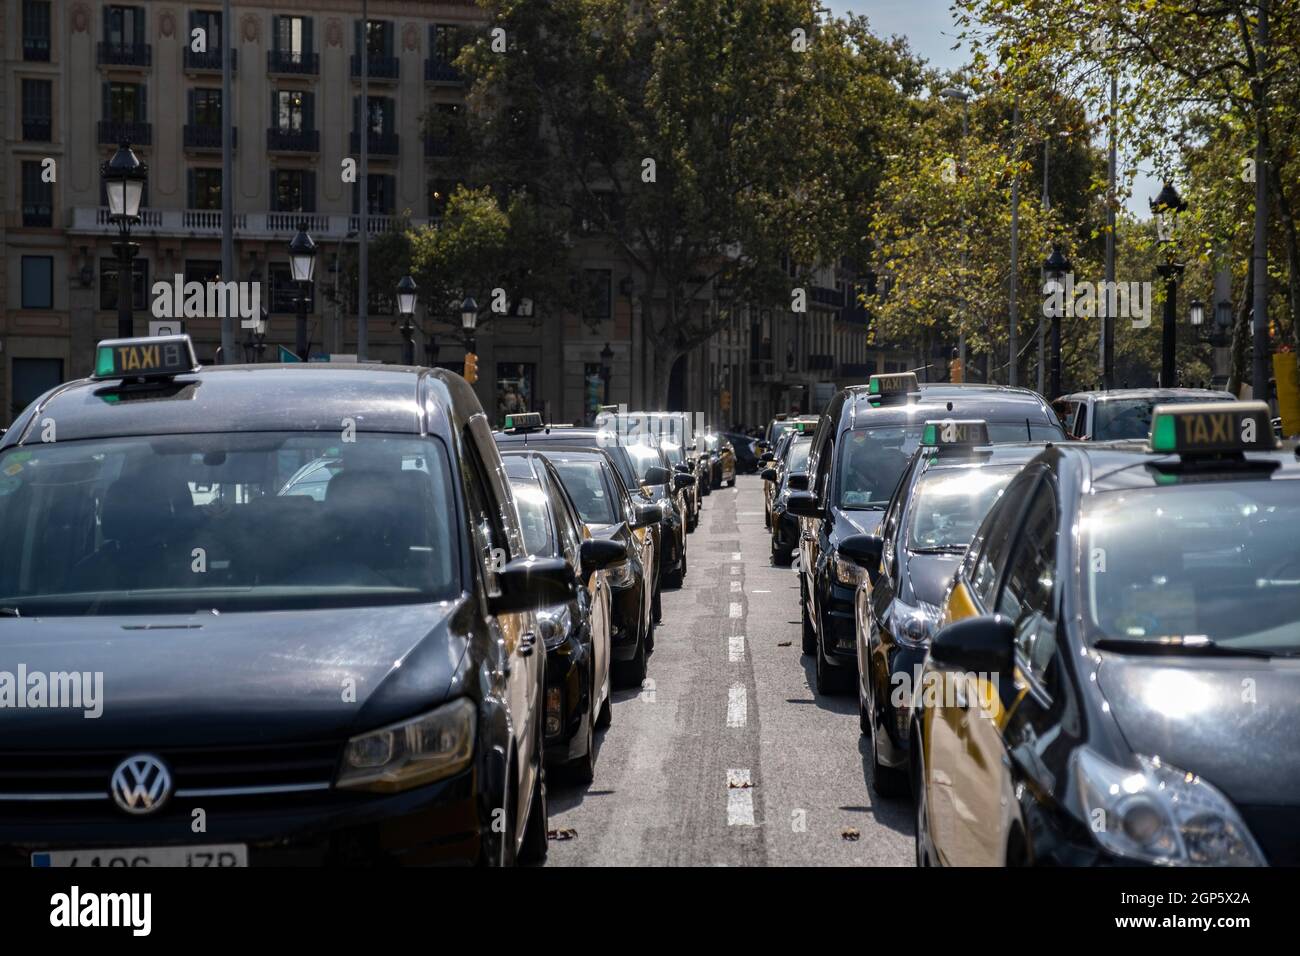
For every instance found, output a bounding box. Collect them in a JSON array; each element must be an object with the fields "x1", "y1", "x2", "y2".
[{"x1": 31, "y1": 844, "x2": 248, "y2": 867}]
